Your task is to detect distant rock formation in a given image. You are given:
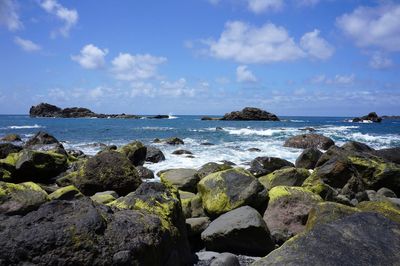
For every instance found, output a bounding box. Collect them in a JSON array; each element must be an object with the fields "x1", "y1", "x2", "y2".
[
  {"x1": 351, "y1": 112, "x2": 382, "y2": 123},
  {"x1": 221, "y1": 107, "x2": 280, "y2": 121},
  {"x1": 29, "y1": 103, "x2": 167, "y2": 119}
]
